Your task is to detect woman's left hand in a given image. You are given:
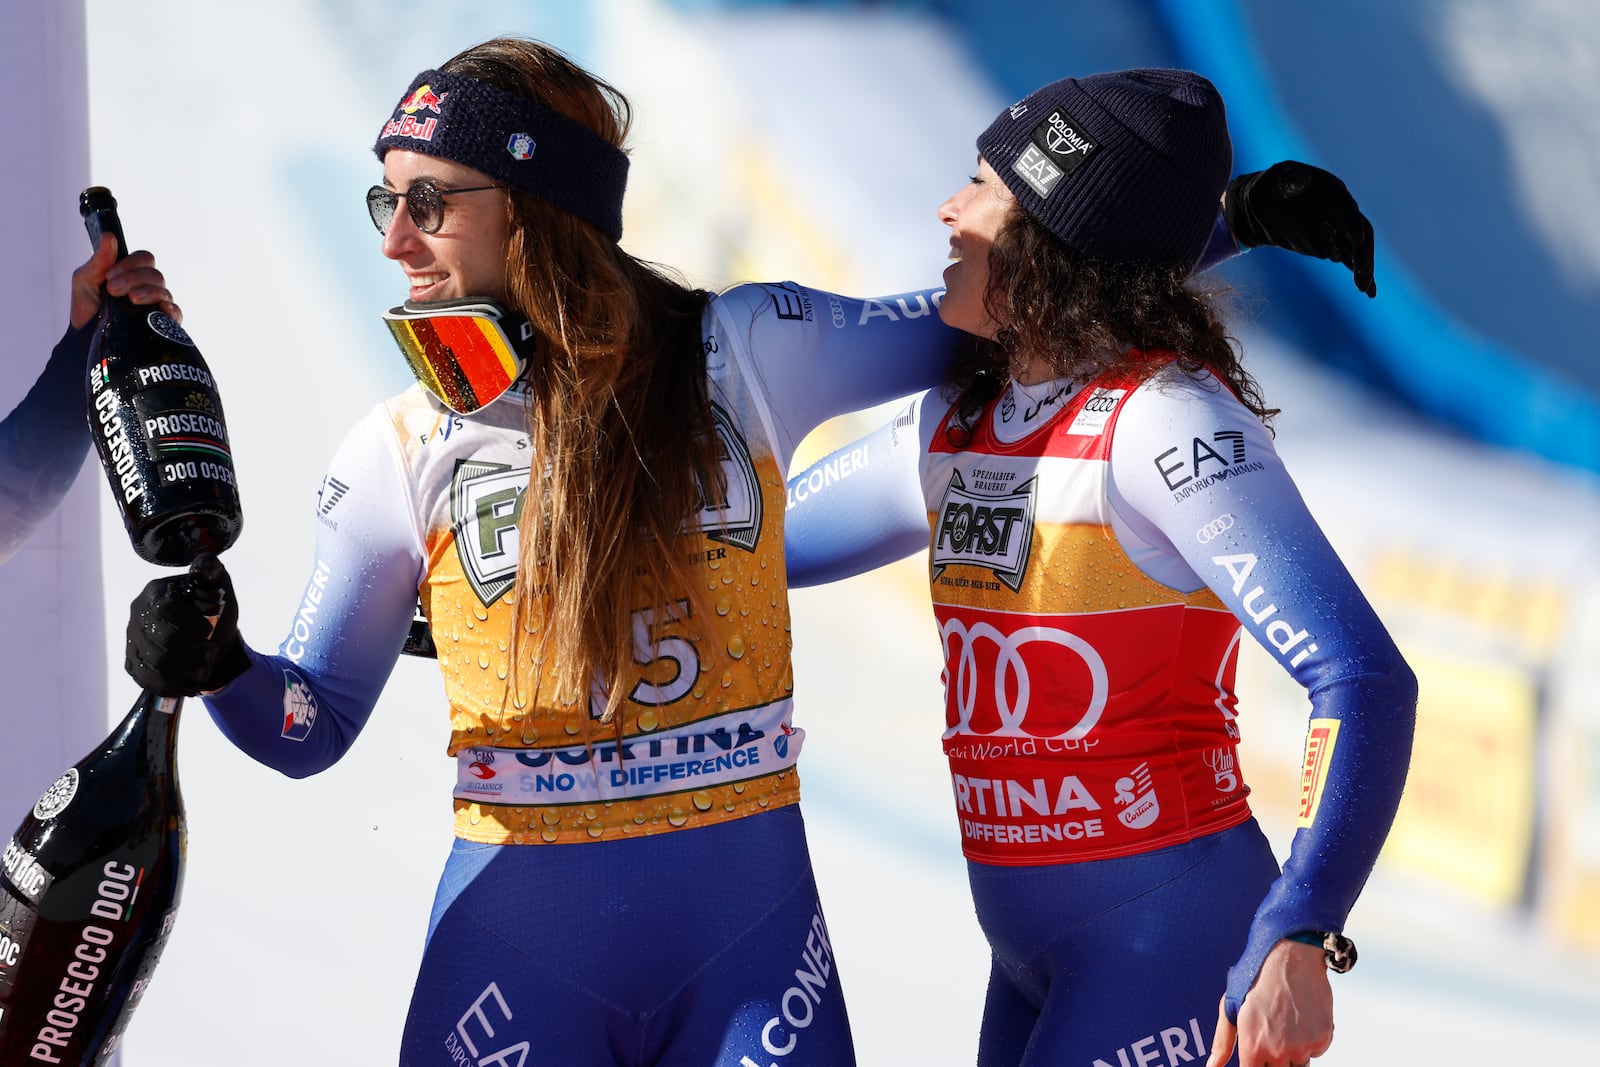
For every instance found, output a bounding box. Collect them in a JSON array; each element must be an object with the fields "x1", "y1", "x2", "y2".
[
  {"x1": 1224, "y1": 160, "x2": 1377, "y2": 298},
  {"x1": 1206, "y1": 939, "x2": 1333, "y2": 1067}
]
